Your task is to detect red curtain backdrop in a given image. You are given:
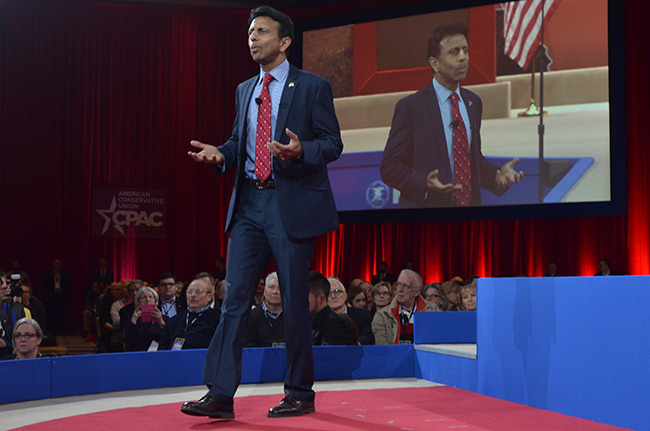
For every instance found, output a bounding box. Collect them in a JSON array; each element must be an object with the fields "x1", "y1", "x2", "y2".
[{"x1": 0, "y1": 0, "x2": 648, "y2": 331}]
